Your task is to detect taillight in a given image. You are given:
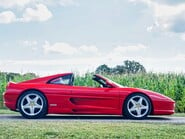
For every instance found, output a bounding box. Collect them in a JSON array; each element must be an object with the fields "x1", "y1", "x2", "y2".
[
  {"x1": 5, "y1": 82, "x2": 16, "y2": 91},
  {"x1": 6, "y1": 82, "x2": 15, "y2": 90},
  {"x1": 6, "y1": 82, "x2": 10, "y2": 90}
]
